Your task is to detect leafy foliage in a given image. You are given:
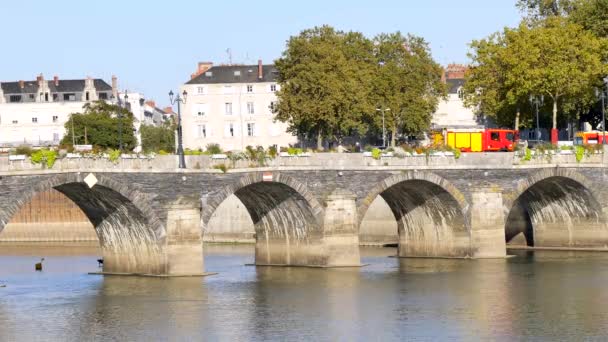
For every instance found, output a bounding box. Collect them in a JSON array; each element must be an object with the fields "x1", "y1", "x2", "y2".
[
  {"x1": 275, "y1": 26, "x2": 446, "y2": 148},
  {"x1": 62, "y1": 101, "x2": 136, "y2": 150},
  {"x1": 30, "y1": 149, "x2": 57, "y2": 168},
  {"x1": 464, "y1": 17, "x2": 608, "y2": 132},
  {"x1": 107, "y1": 149, "x2": 121, "y2": 164},
  {"x1": 140, "y1": 122, "x2": 175, "y2": 153},
  {"x1": 275, "y1": 26, "x2": 374, "y2": 149},
  {"x1": 371, "y1": 32, "x2": 446, "y2": 147},
  {"x1": 205, "y1": 143, "x2": 222, "y2": 155}
]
